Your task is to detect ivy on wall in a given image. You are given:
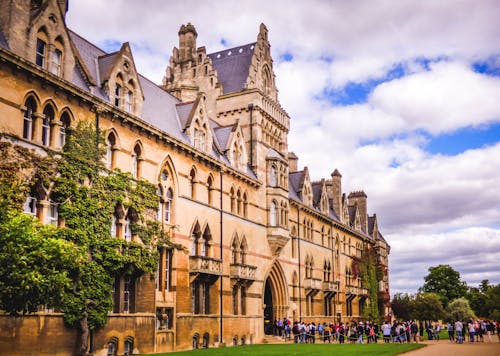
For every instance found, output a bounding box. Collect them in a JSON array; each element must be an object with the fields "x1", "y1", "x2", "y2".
[{"x1": 0, "y1": 122, "x2": 181, "y2": 355}]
